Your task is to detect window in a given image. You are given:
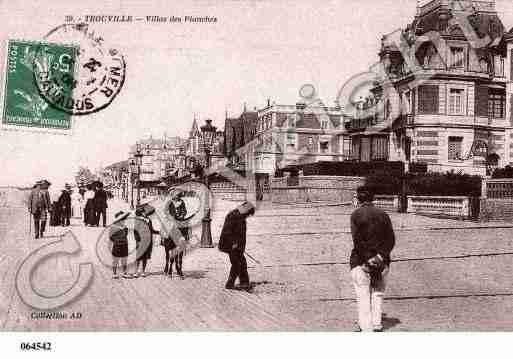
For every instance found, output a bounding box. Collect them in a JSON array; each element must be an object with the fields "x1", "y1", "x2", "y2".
[
  {"x1": 418, "y1": 85, "x2": 439, "y2": 114},
  {"x1": 286, "y1": 132, "x2": 296, "y2": 150},
  {"x1": 449, "y1": 88, "x2": 465, "y2": 115},
  {"x1": 448, "y1": 136, "x2": 463, "y2": 160},
  {"x1": 450, "y1": 47, "x2": 464, "y2": 69},
  {"x1": 475, "y1": 85, "x2": 489, "y2": 117},
  {"x1": 287, "y1": 114, "x2": 295, "y2": 128},
  {"x1": 494, "y1": 56, "x2": 504, "y2": 77},
  {"x1": 488, "y1": 90, "x2": 505, "y2": 118},
  {"x1": 319, "y1": 141, "x2": 329, "y2": 154},
  {"x1": 371, "y1": 137, "x2": 389, "y2": 161},
  {"x1": 479, "y1": 58, "x2": 490, "y2": 73},
  {"x1": 321, "y1": 120, "x2": 328, "y2": 129},
  {"x1": 342, "y1": 137, "x2": 352, "y2": 157},
  {"x1": 307, "y1": 137, "x2": 314, "y2": 151}
]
